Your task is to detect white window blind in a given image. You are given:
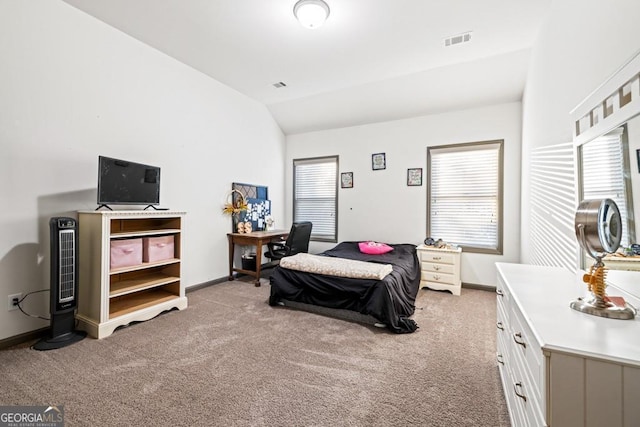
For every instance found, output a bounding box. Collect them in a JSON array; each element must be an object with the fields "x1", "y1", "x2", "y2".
[
  {"x1": 293, "y1": 156, "x2": 338, "y2": 242},
  {"x1": 579, "y1": 127, "x2": 634, "y2": 248},
  {"x1": 428, "y1": 140, "x2": 503, "y2": 254}
]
